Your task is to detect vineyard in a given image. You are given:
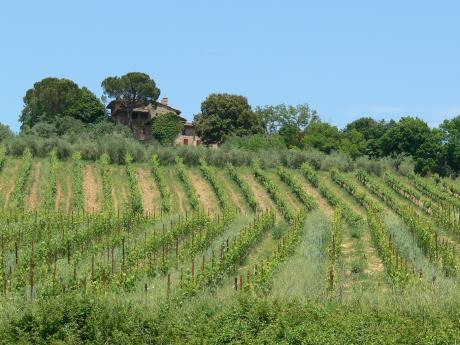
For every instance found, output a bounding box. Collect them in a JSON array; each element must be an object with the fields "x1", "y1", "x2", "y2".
[{"x1": 0, "y1": 150, "x2": 459, "y2": 343}]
